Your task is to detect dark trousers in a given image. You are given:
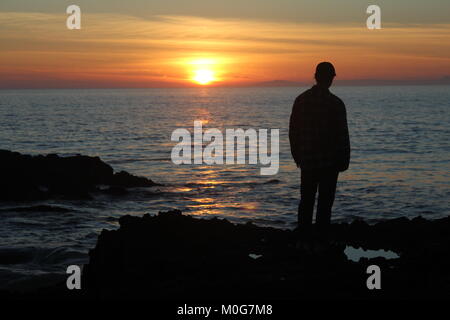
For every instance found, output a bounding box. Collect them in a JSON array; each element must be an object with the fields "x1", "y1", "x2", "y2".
[{"x1": 298, "y1": 167, "x2": 339, "y2": 226}]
